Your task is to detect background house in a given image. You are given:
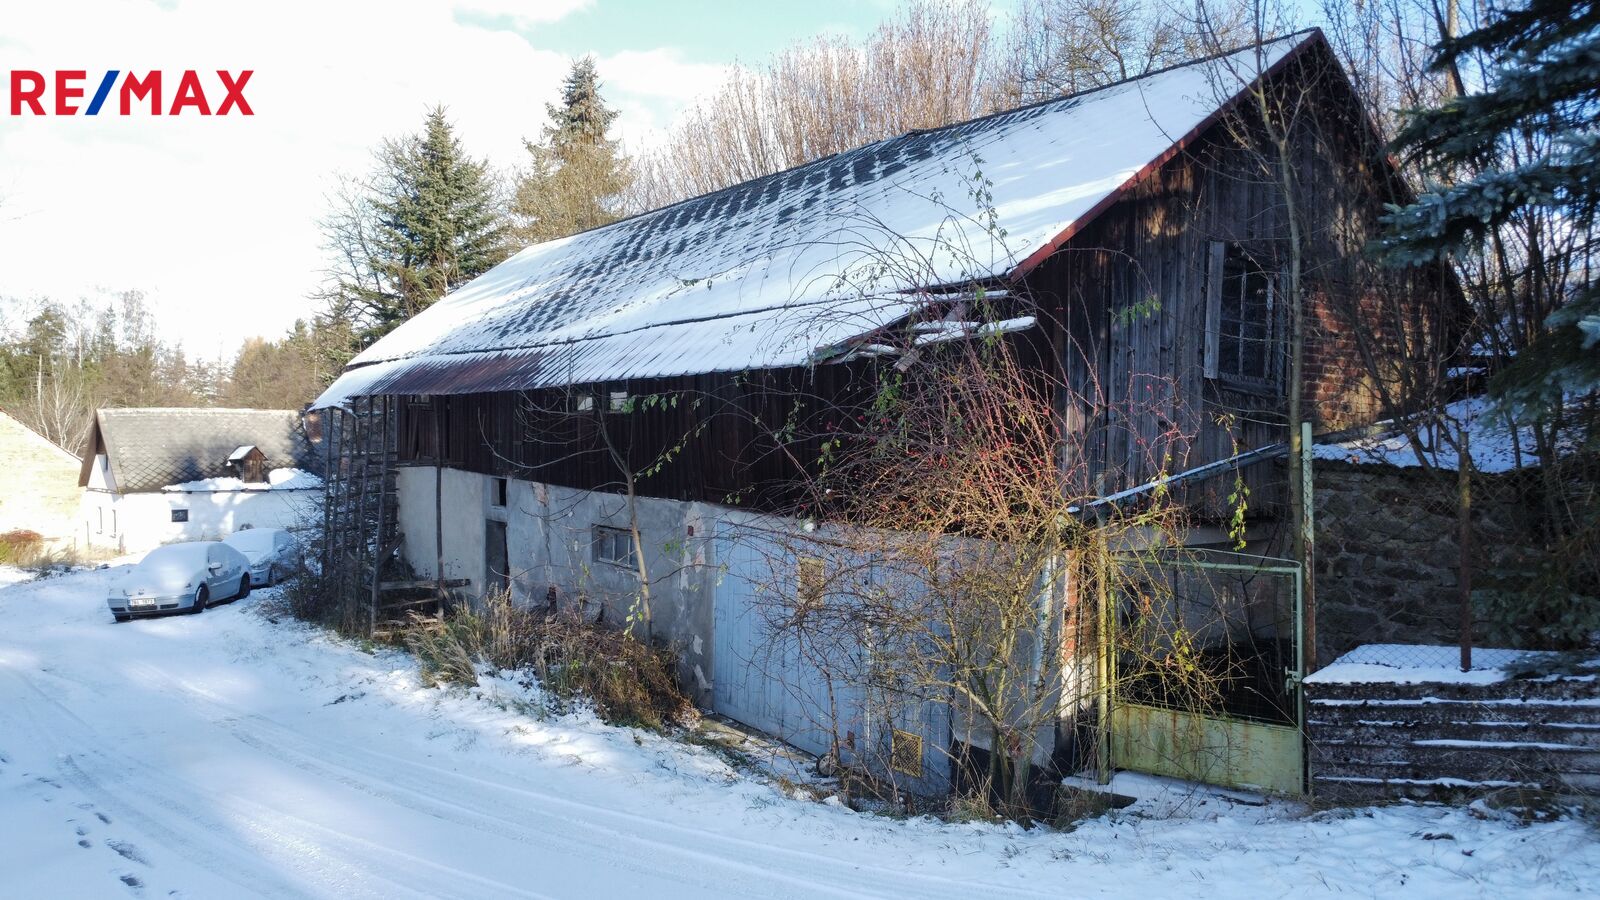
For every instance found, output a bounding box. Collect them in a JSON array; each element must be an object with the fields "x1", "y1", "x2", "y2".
[
  {"x1": 0, "y1": 409, "x2": 82, "y2": 548},
  {"x1": 77, "y1": 408, "x2": 323, "y2": 554}
]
